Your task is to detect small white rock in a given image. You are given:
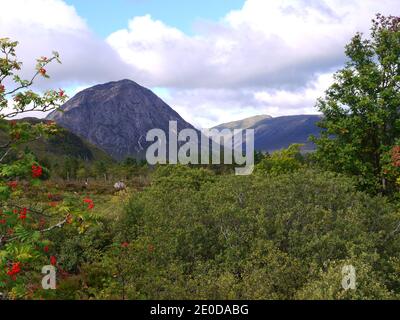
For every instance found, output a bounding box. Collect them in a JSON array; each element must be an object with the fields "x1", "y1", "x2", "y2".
[{"x1": 114, "y1": 181, "x2": 126, "y2": 191}]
